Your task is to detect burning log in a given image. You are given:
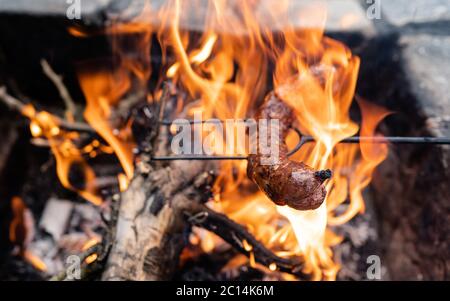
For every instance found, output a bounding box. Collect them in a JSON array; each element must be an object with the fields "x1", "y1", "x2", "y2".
[
  {"x1": 95, "y1": 87, "x2": 207, "y2": 280},
  {"x1": 247, "y1": 92, "x2": 332, "y2": 211},
  {"x1": 101, "y1": 154, "x2": 216, "y2": 280},
  {"x1": 97, "y1": 88, "x2": 196, "y2": 280},
  {"x1": 183, "y1": 202, "x2": 305, "y2": 277}
]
